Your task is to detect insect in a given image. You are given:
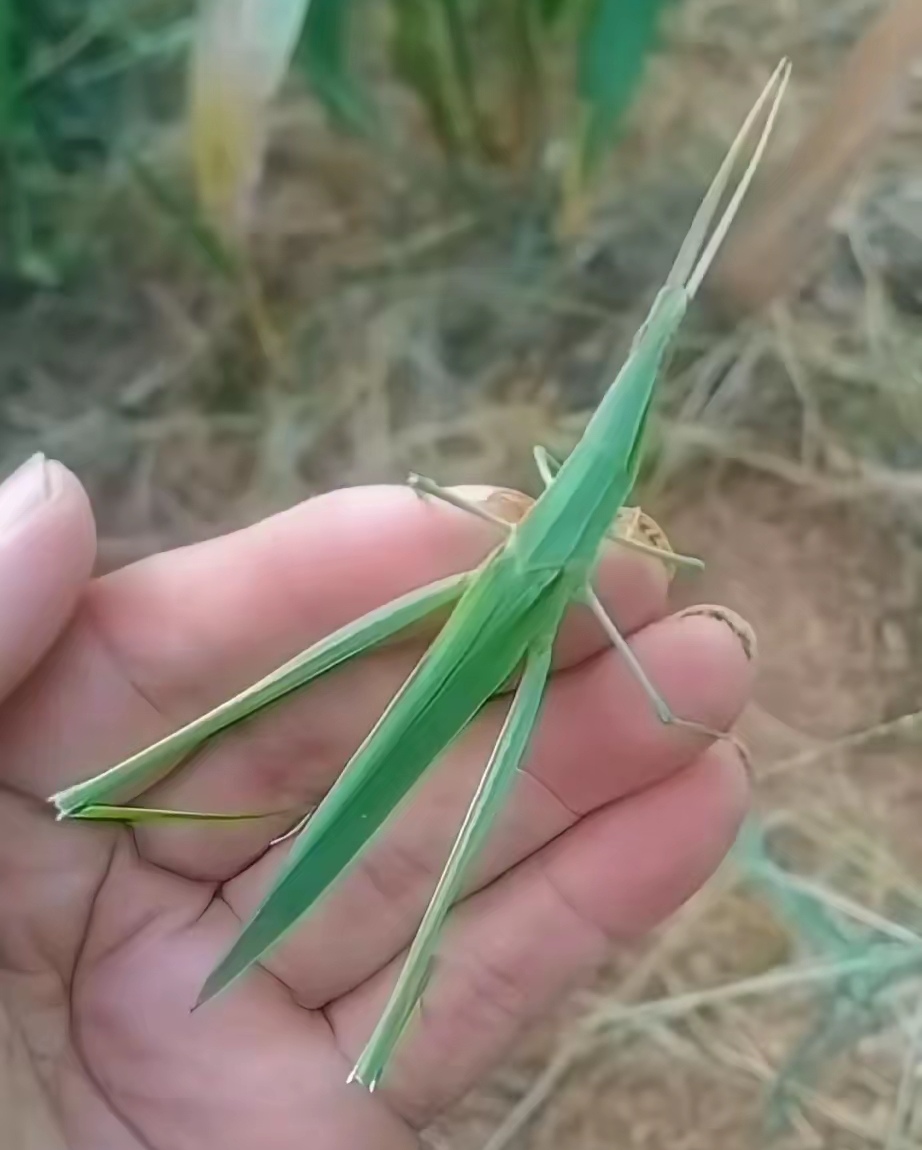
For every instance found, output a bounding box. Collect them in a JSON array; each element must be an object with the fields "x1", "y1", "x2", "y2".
[{"x1": 50, "y1": 60, "x2": 790, "y2": 1092}]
